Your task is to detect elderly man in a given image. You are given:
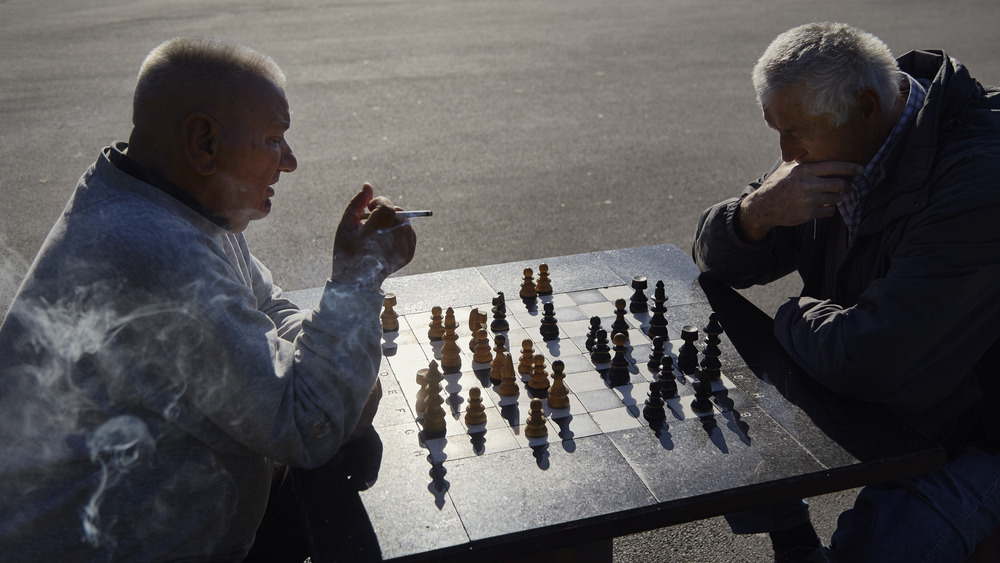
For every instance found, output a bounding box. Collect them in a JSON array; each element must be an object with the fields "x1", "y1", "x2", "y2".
[
  {"x1": 0, "y1": 37, "x2": 415, "y2": 561},
  {"x1": 693, "y1": 23, "x2": 1000, "y2": 562}
]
